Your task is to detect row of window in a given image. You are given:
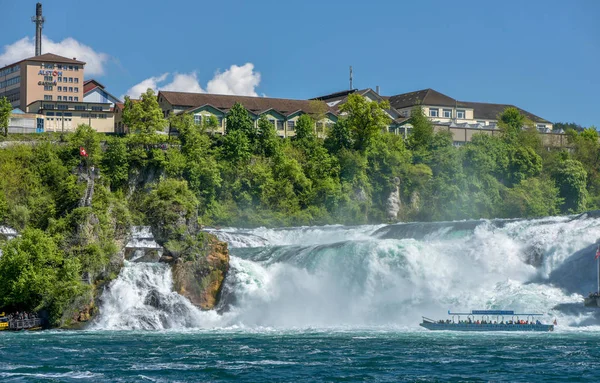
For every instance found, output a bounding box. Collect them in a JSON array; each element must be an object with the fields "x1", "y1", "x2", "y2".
[
  {"x1": 46, "y1": 112, "x2": 73, "y2": 117},
  {"x1": 429, "y1": 108, "x2": 466, "y2": 119},
  {"x1": 0, "y1": 65, "x2": 19, "y2": 77},
  {"x1": 81, "y1": 113, "x2": 107, "y2": 119},
  {"x1": 56, "y1": 86, "x2": 79, "y2": 93},
  {"x1": 57, "y1": 77, "x2": 79, "y2": 84},
  {"x1": 42, "y1": 103, "x2": 106, "y2": 111},
  {"x1": 43, "y1": 95, "x2": 81, "y2": 102},
  {"x1": 193, "y1": 114, "x2": 334, "y2": 132},
  {"x1": 42, "y1": 63, "x2": 79, "y2": 71},
  {"x1": 0, "y1": 76, "x2": 20, "y2": 88}
]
